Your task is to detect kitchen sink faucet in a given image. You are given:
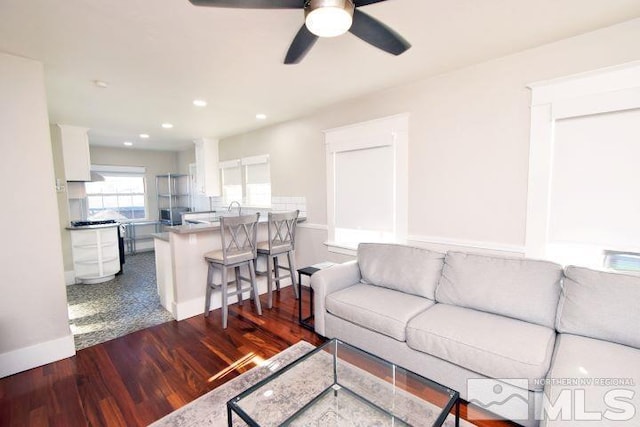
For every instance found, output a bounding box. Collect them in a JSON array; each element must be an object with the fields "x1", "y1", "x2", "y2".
[{"x1": 227, "y1": 201, "x2": 242, "y2": 216}]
